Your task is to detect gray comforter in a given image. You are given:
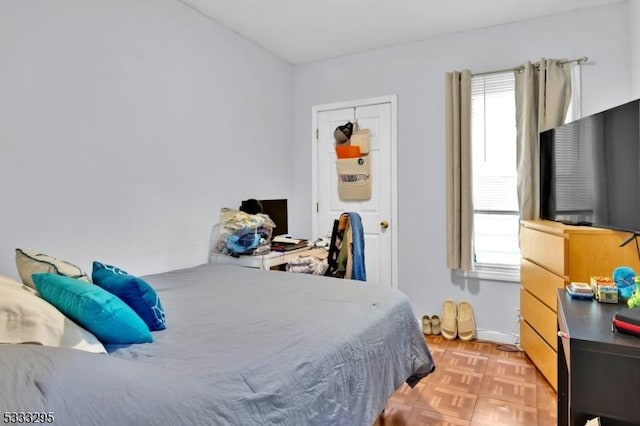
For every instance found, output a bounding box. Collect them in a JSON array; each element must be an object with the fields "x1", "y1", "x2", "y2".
[{"x1": 0, "y1": 263, "x2": 434, "y2": 425}]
